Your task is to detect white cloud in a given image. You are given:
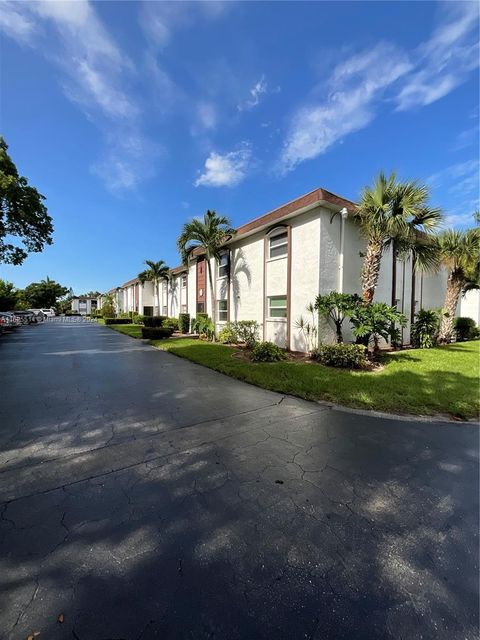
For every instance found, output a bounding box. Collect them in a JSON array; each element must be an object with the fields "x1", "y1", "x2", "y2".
[
  {"x1": 195, "y1": 143, "x2": 251, "y2": 187},
  {"x1": 237, "y1": 75, "x2": 269, "y2": 111},
  {"x1": 0, "y1": 0, "x2": 157, "y2": 193},
  {"x1": 427, "y1": 159, "x2": 479, "y2": 228},
  {"x1": 396, "y1": 2, "x2": 479, "y2": 110},
  {"x1": 280, "y1": 43, "x2": 411, "y2": 171}
]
